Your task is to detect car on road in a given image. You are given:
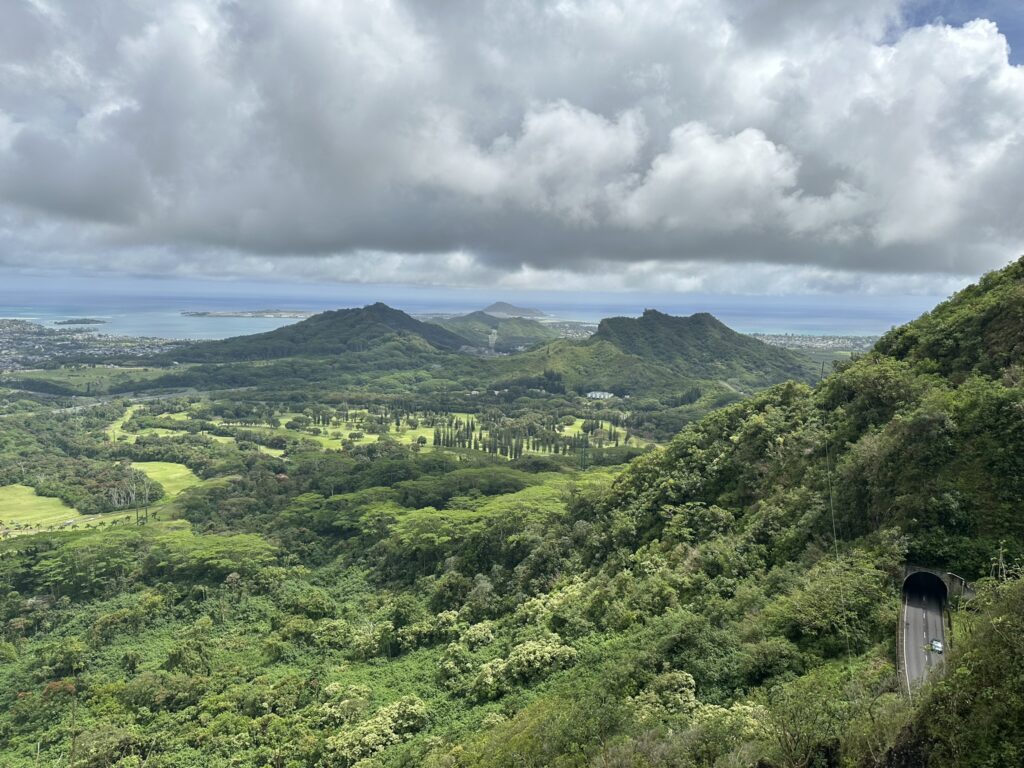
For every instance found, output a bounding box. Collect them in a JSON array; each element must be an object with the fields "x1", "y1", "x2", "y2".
[{"x1": 930, "y1": 639, "x2": 944, "y2": 654}]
